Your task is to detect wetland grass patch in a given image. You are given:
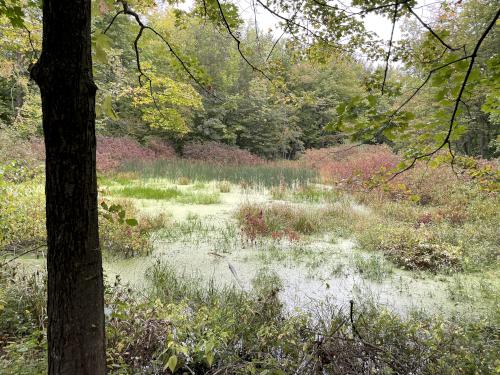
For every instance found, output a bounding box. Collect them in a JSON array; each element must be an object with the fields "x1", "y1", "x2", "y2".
[
  {"x1": 271, "y1": 183, "x2": 339, "y2": 203},
  {"x1": 111, "y1": 185, "x2": 221, "y2": 204},
  {"x1": 120, "y1": 159, "x2": 317, "y2": 187}
]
